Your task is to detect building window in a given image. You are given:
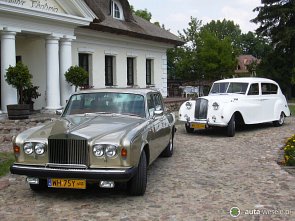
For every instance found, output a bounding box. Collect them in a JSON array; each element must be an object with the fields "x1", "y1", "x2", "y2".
[
  {"x1": 105, "y1": 56, "x2": 114, "y2": 86},
  {"x1": 111, "y1": 1, "x2": 124, "y2": 20},
  {"x1": 127, "y1": 57, "x2": 134, "y2": 86},
  {"x1": 146, "y1": 59, "x2": 153, "y2": 85},
  {"x1": 78, "y1": 53, "x2": 90, "y2": 88}
]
